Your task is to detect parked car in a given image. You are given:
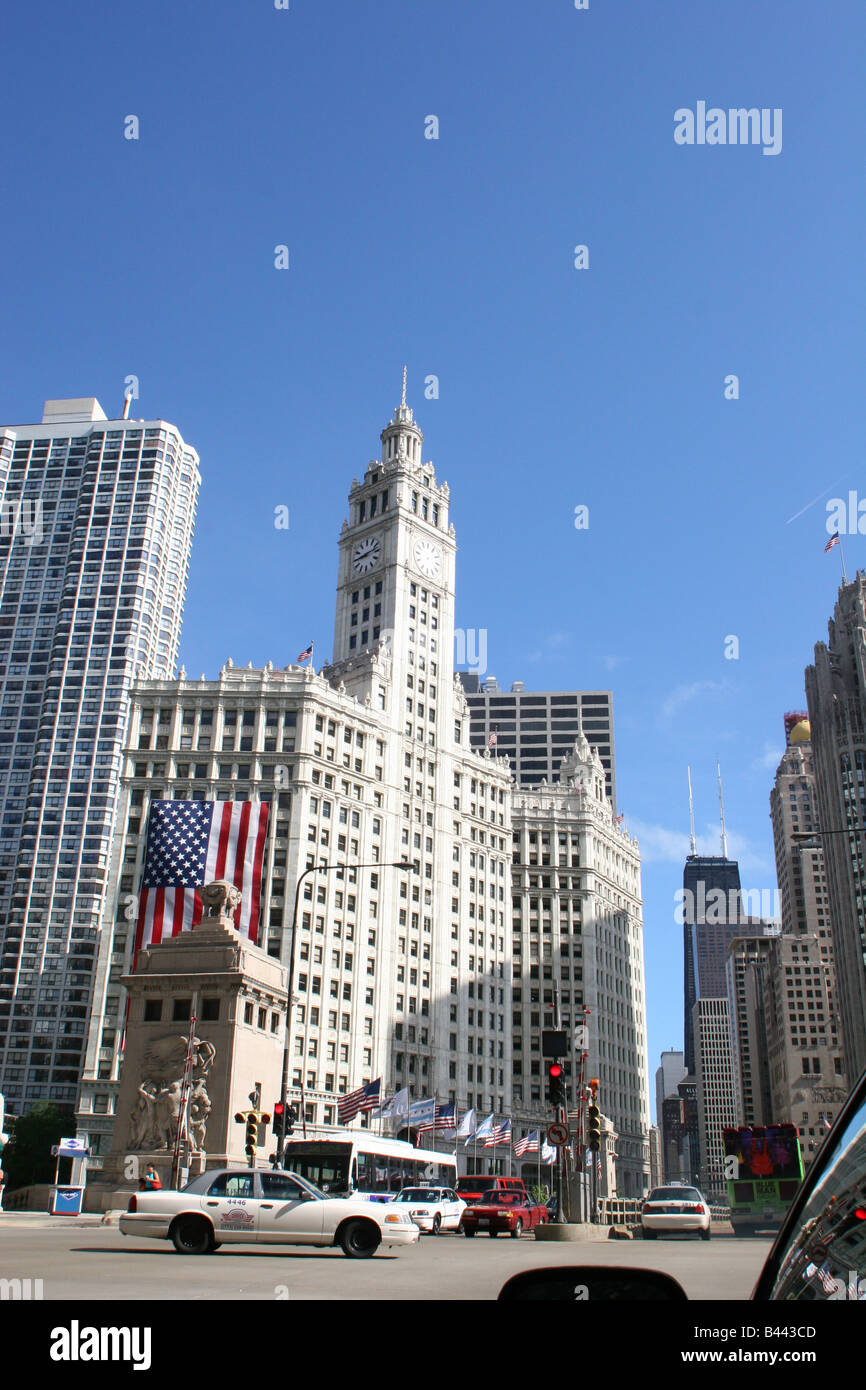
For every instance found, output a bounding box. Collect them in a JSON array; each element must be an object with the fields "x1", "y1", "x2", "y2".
[
  {"x1": 119, "y1": 1167, "x2": 419, "y2": 1259},
  {"x1": 498, "y1": 1064, "x2": 866, "y2": 1299},
  {"x1": 640, "y1": 1184, "x2": 711, "y2": 1240},
  {"x1": 455, "y1": 1174, "x2": 529, "y2": 1205},
  {"x1": 461, "y1": 1189, "x2": 549, "y2": 1238},
  {"x1": 389, "y1": 1186, "x2": 466, "y2": 1233}
]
